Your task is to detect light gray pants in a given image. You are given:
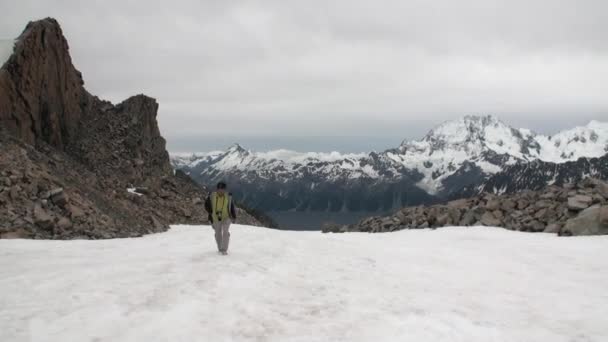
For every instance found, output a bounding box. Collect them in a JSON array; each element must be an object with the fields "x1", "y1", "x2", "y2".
[{"x1": 212, "y1": 219, "x2": 231, "y2": 252}]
